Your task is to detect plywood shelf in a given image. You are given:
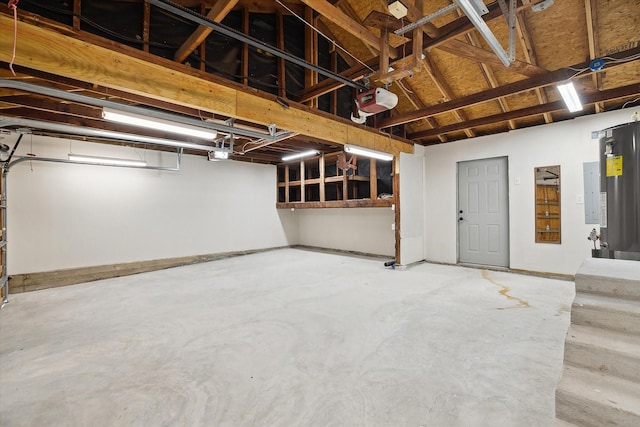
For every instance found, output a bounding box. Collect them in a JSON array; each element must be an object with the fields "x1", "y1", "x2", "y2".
[
  {"x1": 277, "y1": 152, "x2": 393, "y2": 207},
  {"x1": 277, "y1": 198, "x2": 394, "y2": 209},
  {"x1": 535, "y1": 167, "x2": 561, "y2": 243}
]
